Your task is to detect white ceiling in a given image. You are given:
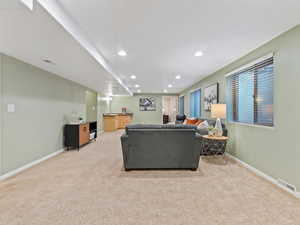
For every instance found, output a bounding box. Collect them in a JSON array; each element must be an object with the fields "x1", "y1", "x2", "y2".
[
  {"x1": 57, "y1": 0, "x2": 300, "y2": 94},
  {"x1": 0, "y1": 0, "x2": 130, "y2": 96},
  {"x1": 1, "y1": 1, "x2": 300, "y2": 95}
]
